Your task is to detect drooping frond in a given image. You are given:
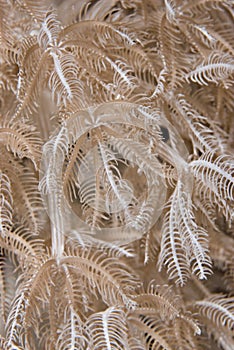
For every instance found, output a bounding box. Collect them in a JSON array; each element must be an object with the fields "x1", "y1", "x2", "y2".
[
  {"x1": 209, "y1": 24, "x2": 234, "y2": 57},
  {"x1": 6, "y1": 245, "x2": 138, "y2": 348},
  {"x1": 14, "y1": 169, "x2": 44, "y2": 234},
  {"x1": 158, "y1": 187, "x2": 190, "y2": 285},
  {"x1": 60, "y1": 20, "x2": 138, "y2": 48},
  {"x1": 12, "y1": 49, "x2": 48, "y2": 122},
  {"x1": 158, "y1": 176, "x2": 212, "y2": 285},
  {"x1": 170, "y1": 95, "x2": 228, "y2": 154},
  {"x1": 0, "y1": 256, "x2": 16, "y2": 330},
  {"x1": 62, "y1": 246, "x2": 140, "y2": 308},
  {"x1": 129, "y1": 314, "x2": 174, "y2": 350},
  {"x1": 133, "y1": 282, "x2": 180, "y2": 320},
  {"x1": 0, "y1": 121, "x2": 42, "y2": 169},
  {"x1": 49, "y1": 51, "x2": 81, "y2": 106},
  {"x1": 190, "y1": 152, "x2": 234, "y2": 222},
  {"x1": 38, "y1": 9, "x2": 60, "y2": 48},
  {"x1": 0, "y1": 151, "x2": 44, "y2": 235},
  {"x1": 151, "y1": 68, "x2": 167, "y2": 98},
  {"x1": 85, "y1": 306, "x2": 129, "y2": 350},
  {"x1": 0, "y1": 172, "x2": 13, "y2": 237},
  {"x1": 39, "y1": 123, "x2": 69, "y2": 259},
  {"x1": 186, "y1": 23, "x2": 217, "y2": 51},
  {"x1": 40, "y1": 122, "x2": 69, "y2": 195},
  {"x1": 0, "y1": 225, "x2": 45, "y2": 269},
  {"x1": 195, "y1": 293, "x2": 234, "y2": 349},
  {"x1": 5, "y1": 255, "x2": 54, "y2": 347},
  {"x1": 186, "y1": 52, "x2": 234, "y2": 86},
  {"x1": 110, "y1": 44, "x2": 159, "y2": 89},
  {"x1": 164, "y1": 0, "x2": 179, "y2": 24},
  {"x1": 129, "y1": 280, "x2": 201, "y2": 349},
  {"x1": 66, "y1": 230, "x2": 135, "y2": 259},
  {"x1": 196, "y1": 294, "x2": 234, "y2": 330},
  {"x1": 56, "y1": 307, "x2": 87, "y2": 350},
  {"x1": 172, "y1": 316, "x2": 202, "y2": 350}
]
